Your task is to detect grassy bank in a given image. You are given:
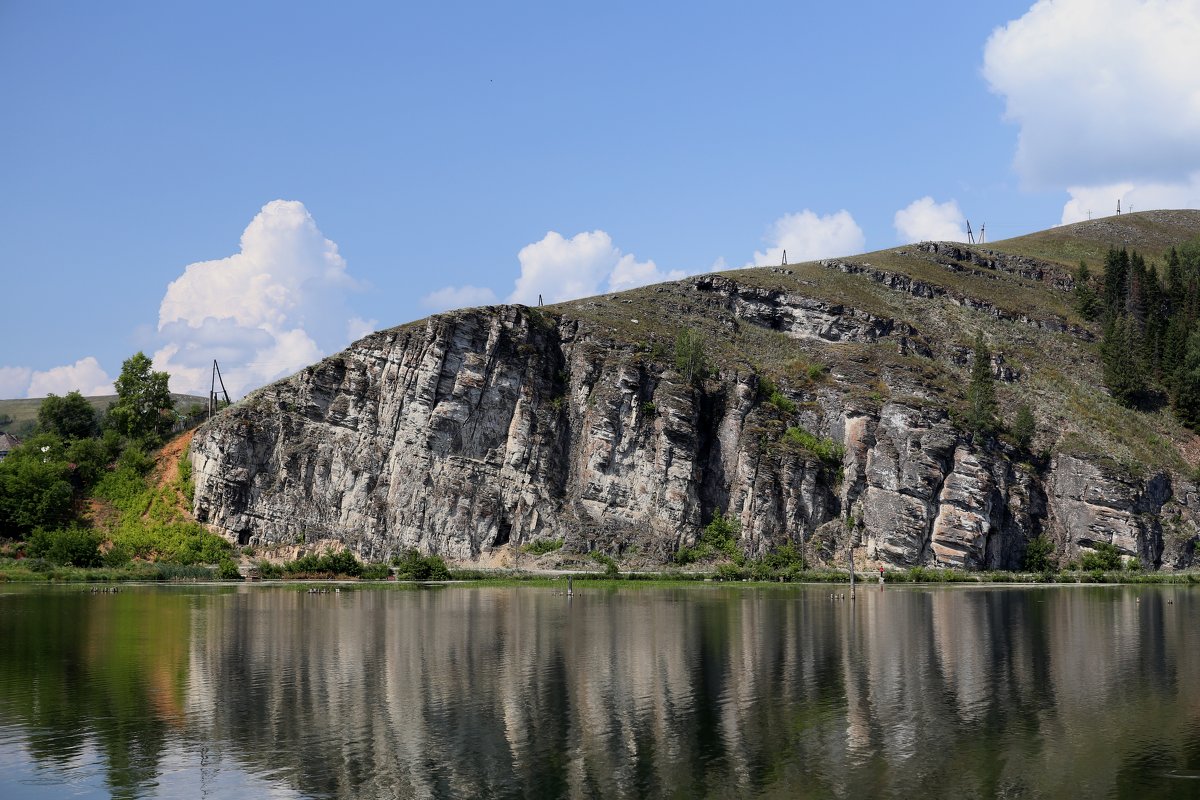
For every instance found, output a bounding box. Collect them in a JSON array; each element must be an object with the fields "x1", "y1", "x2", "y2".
[{"x1": 5, "y1": 559, "x2": 1198, "y2": 586}]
